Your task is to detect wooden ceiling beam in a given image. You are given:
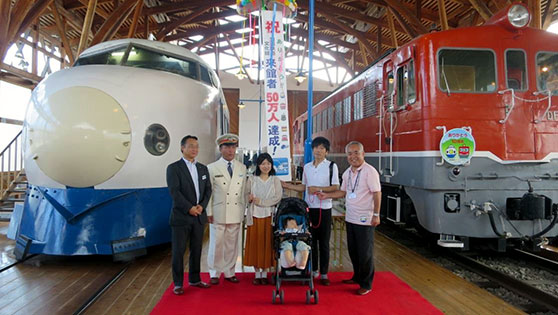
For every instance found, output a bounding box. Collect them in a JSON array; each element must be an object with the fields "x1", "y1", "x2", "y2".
[
  {"x1": 386, "y1": 9, "x2": 398, "y2": 48},
  {"x1": 78, "y1": 0, "x2": 110, "y2": 20},
  {"x1": 529, "y1": 0, "x2": 541, "y2": 29},
  {"x1": 542, "y1": 0, "x2": 558, "y2": 29},
  {"x1": 468, "y1": 0, "x2": 493, "y2": 21},
  {"x1": 317, "y1": 11, "x2": 376, "y2": 58},
  {"x1": 0, "y1": 0, "x2": 12, "y2": 60},
  {"x1": 64, "y1": 0, "x2": 111, "y2": 10},
  {"x1": 90, "y1": 0, "x2": 137, "y2": 46},
  {"x1": 127, "y1": 0, "x2": 143, "y2": 38},
  {"x1": 51, "y1": 3, "x2": 74, "y2": 63},
  {"x1": 438, "y1": 0, "x2": 449, "y2": 30},
  {"x1": 53, "y1": 0, "x2": 85, "y2": 33},
  {"x1": 77, "y1": 0, "x2": 97, "y2": 55},
  {"x1": 158, "y1": 7, "x2": 213, "y2": 40},
  {"x1": 143, "y1": 0, "x2": 234, "y2": 16},
  {"x1": 388, "y1": 7, "x2": 418, "y2": 38},
  {"x1": 383, "y1": 0, "x2": 428, "y2": 34}
]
